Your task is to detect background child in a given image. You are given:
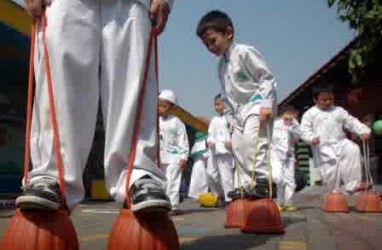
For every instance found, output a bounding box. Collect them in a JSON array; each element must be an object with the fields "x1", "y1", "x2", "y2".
[
  {"x1": 158, "y1": 90, "x2": 189, "y2": 214},
  {"x1": 300, "y1": 86, "x2": 371, "y2": 193},
  {"x1": 17, "y1": 0, "x2": 174, "y2": 213},
  {"x1": 196, "y1": 10, "x2": 277, "y2": 199},
  {"x1": 208, "y1": 94, "x2": 234, "y2": 203},
  {"x1": 271, "y1": 105, "x2": 304, "y2": 212}
]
